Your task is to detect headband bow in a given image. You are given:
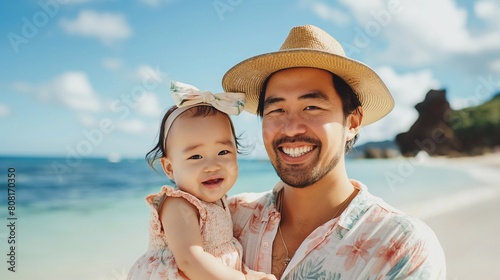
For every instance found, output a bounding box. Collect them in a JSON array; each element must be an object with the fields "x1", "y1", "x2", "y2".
[
  {"x1": 163, "y1": 81, "x2": 245, "y2": 147},
  {"x1": 170, "y1": 81, "x2": 245, "y2": 116}
]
